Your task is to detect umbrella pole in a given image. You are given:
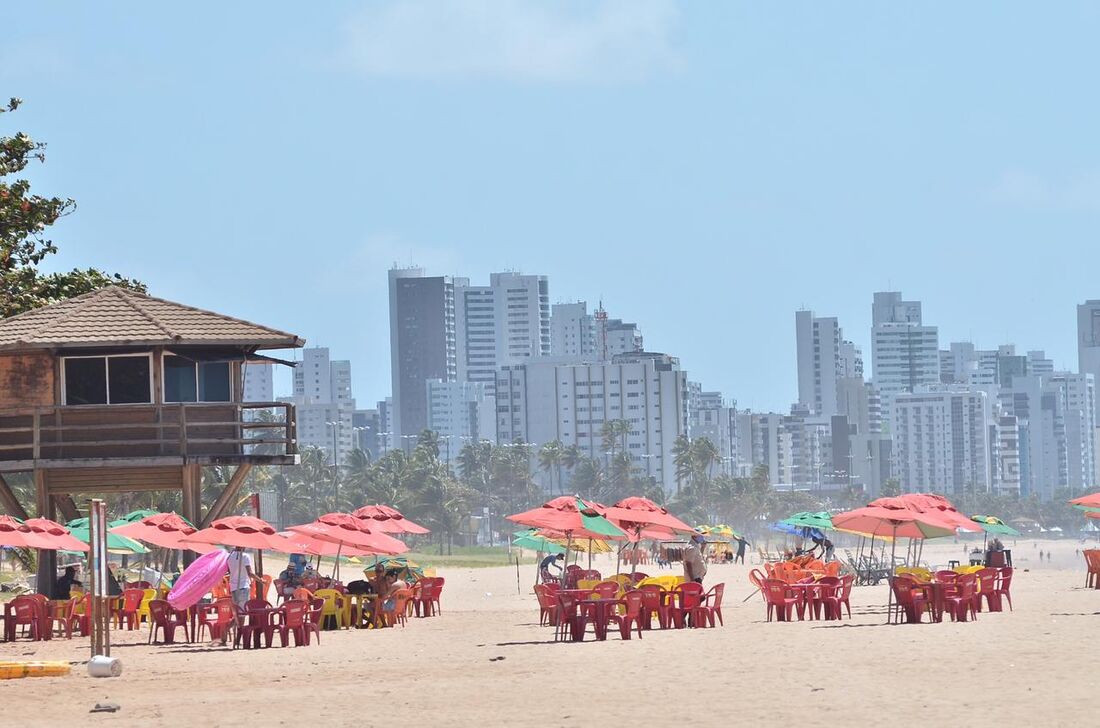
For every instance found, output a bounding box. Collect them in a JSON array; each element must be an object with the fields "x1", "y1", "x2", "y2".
[
  {"x1": 561, "y1": 533, "x2": 573, "y2": 587},
  {"x1": 588, "y1": 539, "x2": 592, "y2": 571},
  {"x1": 886, "y1": 524, "x2": 897, "y2": 624}
]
